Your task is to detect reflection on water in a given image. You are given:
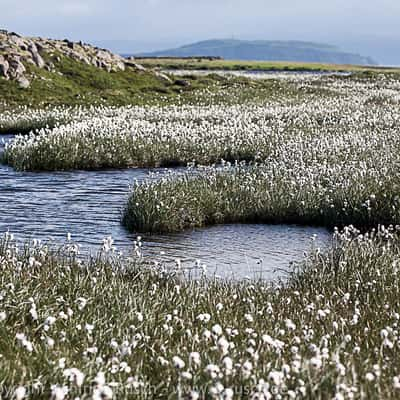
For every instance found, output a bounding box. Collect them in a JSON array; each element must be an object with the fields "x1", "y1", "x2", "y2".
[
  {"x1": 144, "y1": 224, "x2": 330, "y2": 281},
  {"x1": 1, "y1": 134, "x2": 331, "y2": 280}
]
